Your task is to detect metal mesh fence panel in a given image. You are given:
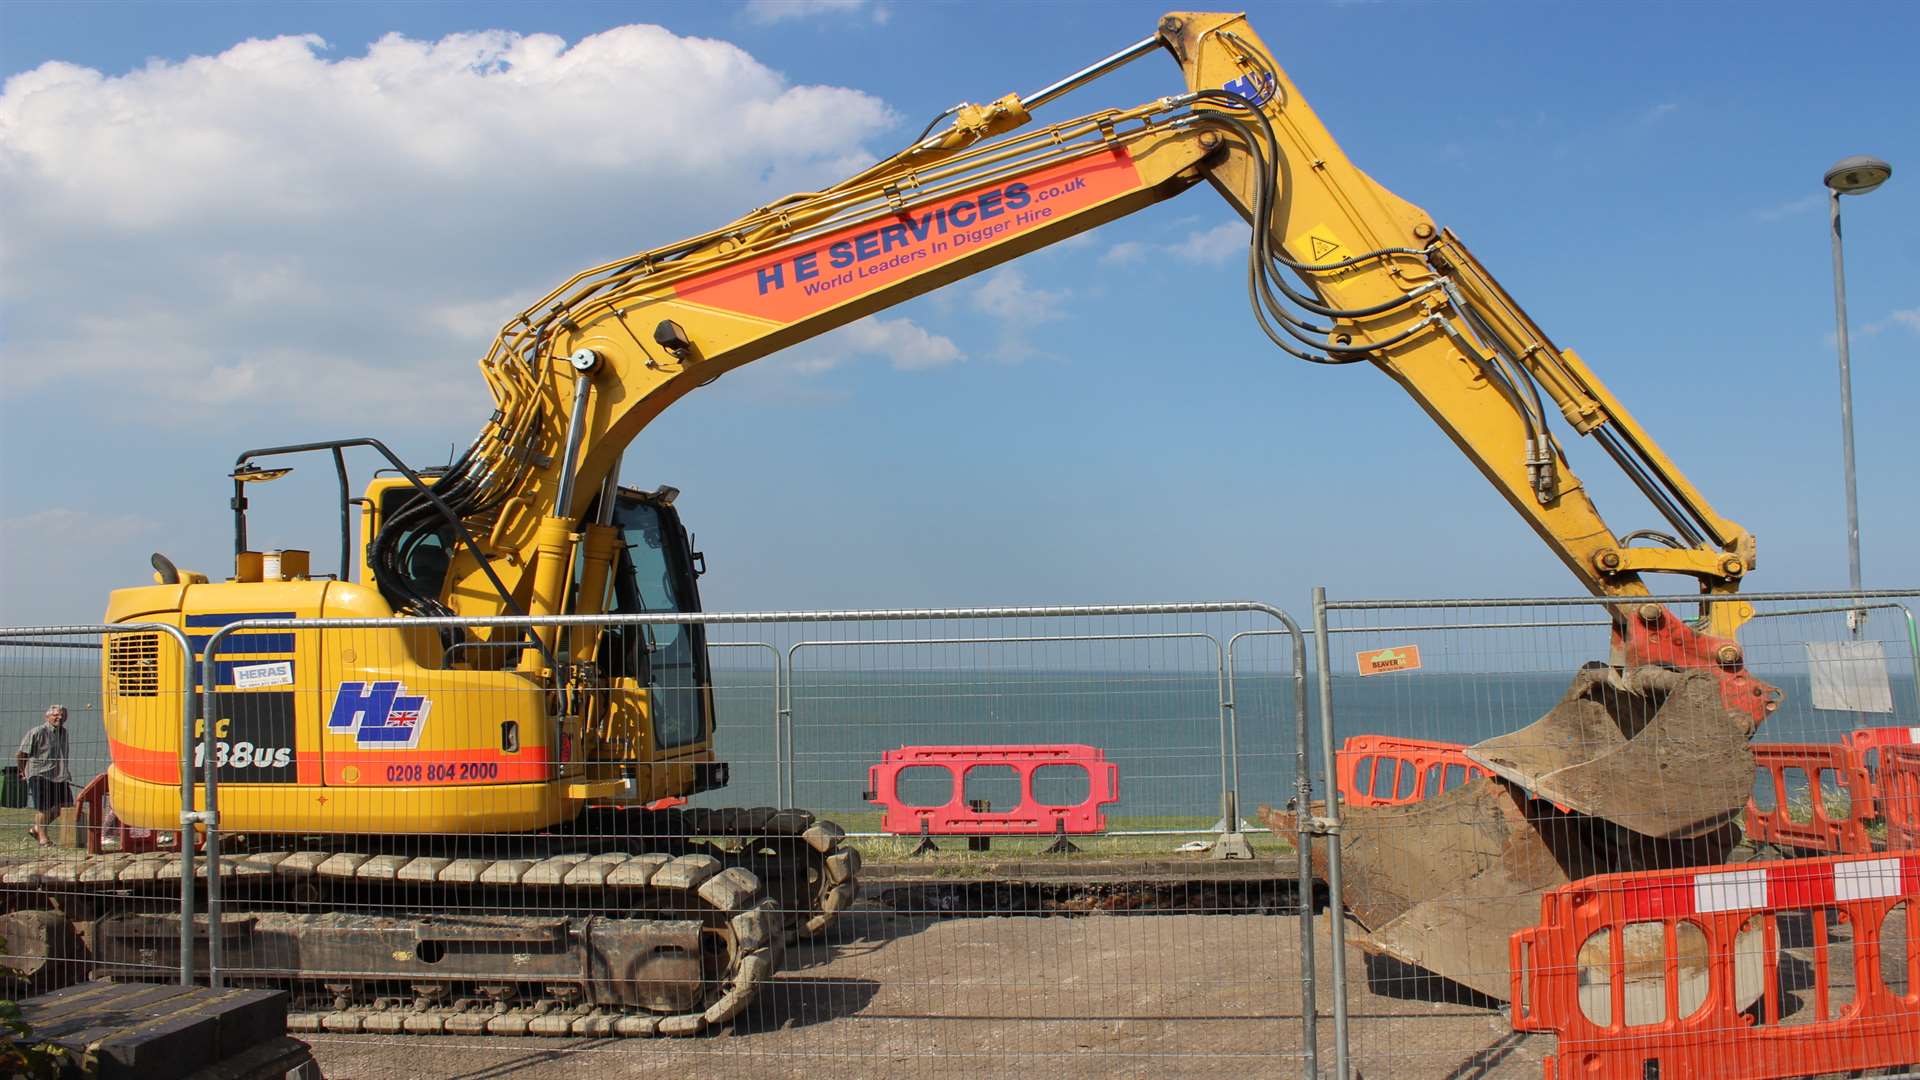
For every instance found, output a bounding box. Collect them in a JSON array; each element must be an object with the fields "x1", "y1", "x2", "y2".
[
  {"x1": 0, "y1": 604, "x2": 1326, "y2": 1078},
  {"x1": 0, "y1": 625, "x2": 198, "y2": 993},
  {"x1": 1314, "y1": 589, "x2": 1920, "y2": 1080}
]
